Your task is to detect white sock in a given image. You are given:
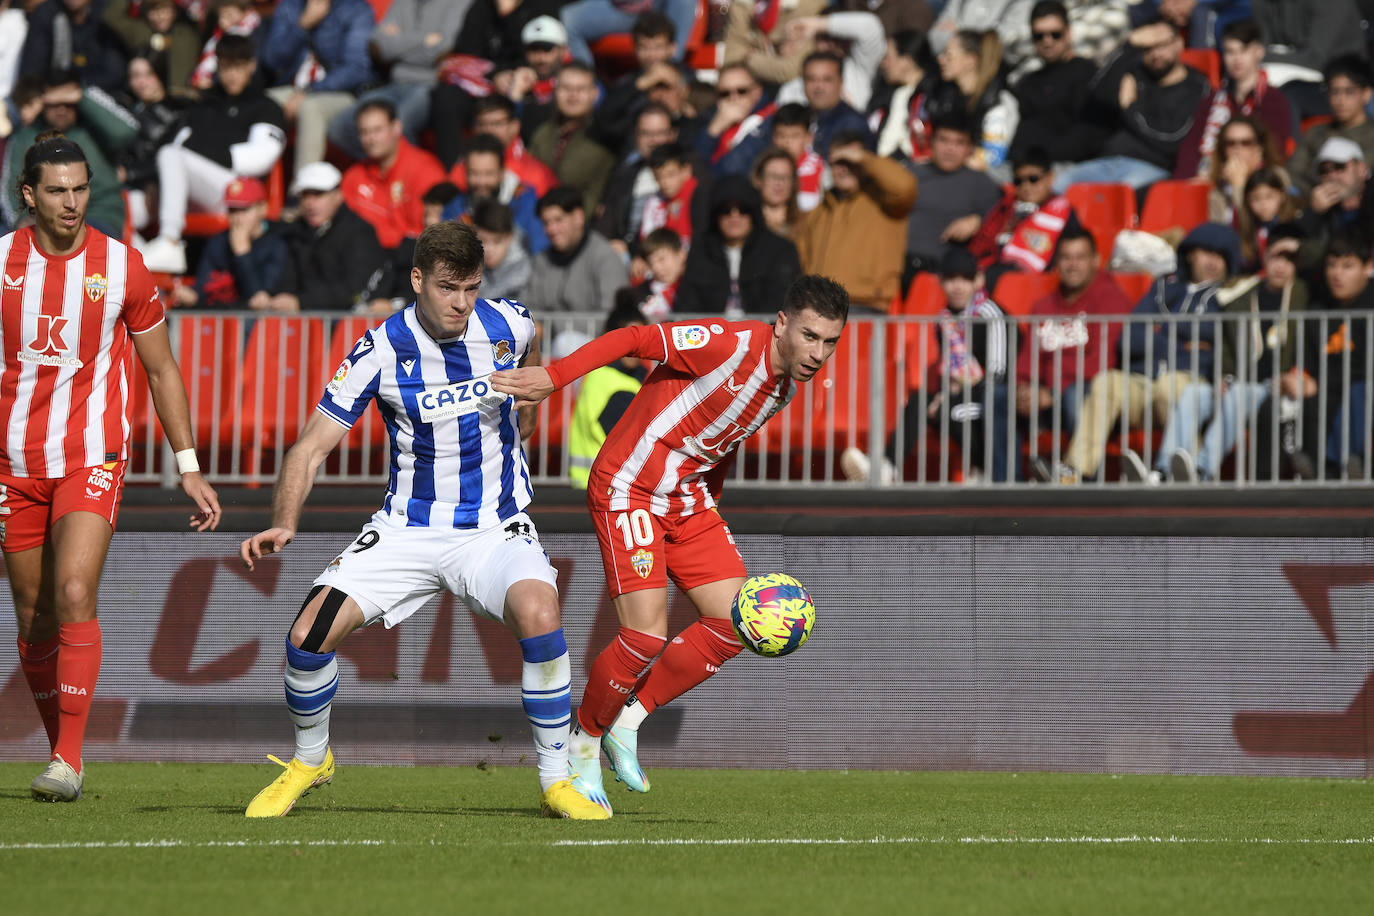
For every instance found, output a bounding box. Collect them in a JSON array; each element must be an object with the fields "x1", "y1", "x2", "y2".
[
  {"x1": 519, "y1": 631, "x2": 572, "y2": 792},
  {"x1": 569, "y1": 719, "x2": 600, "y2": 759},
  {"x1": 614, "y1": 693, "x2": 649, "y2": 732},
  {"x1": 284, "y1": 640, "x2": 337, "y2": 767}
]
